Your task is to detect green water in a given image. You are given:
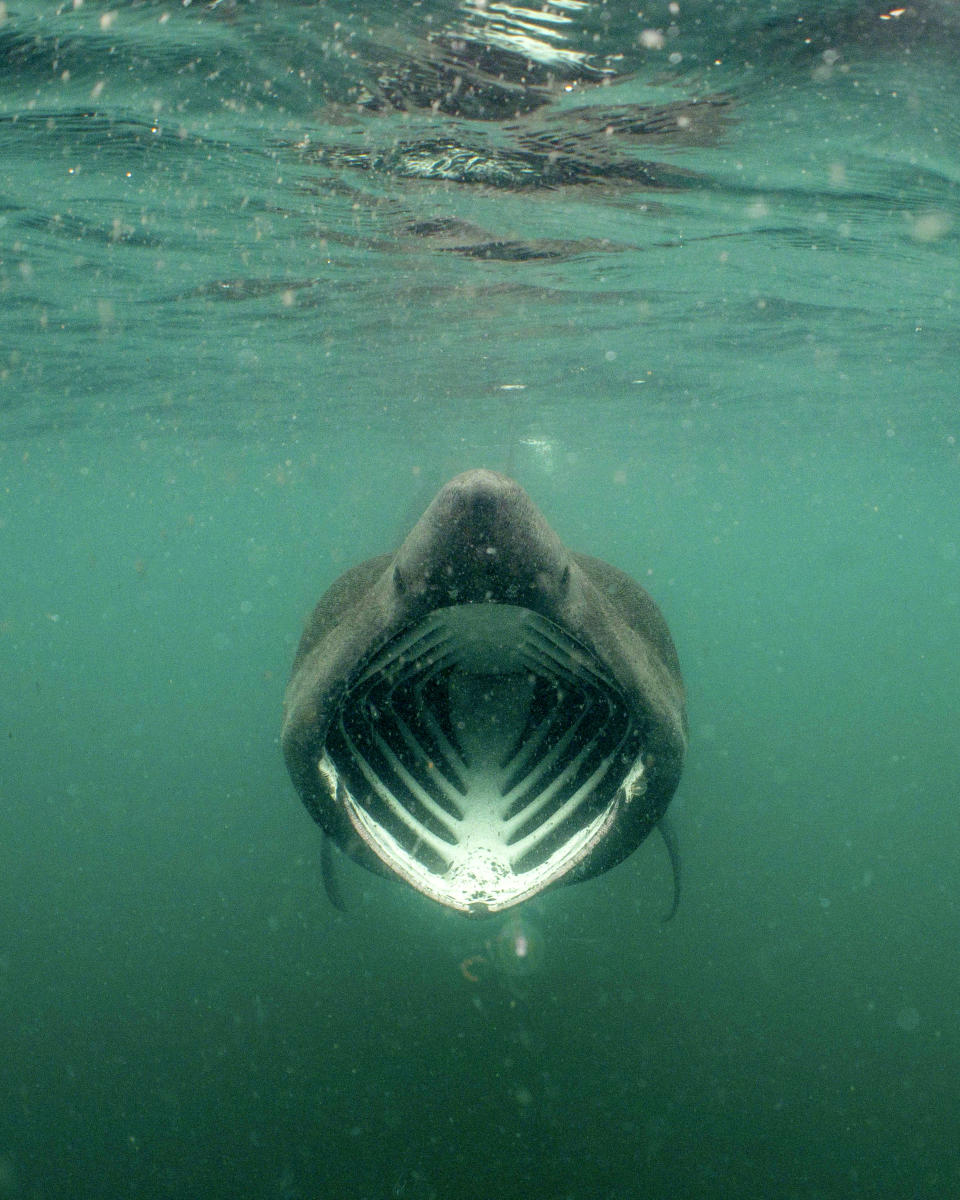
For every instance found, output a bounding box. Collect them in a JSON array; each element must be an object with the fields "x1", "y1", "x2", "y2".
[{"x1": 2, "y1": 2, "x2": 959, "y2": 1197}]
